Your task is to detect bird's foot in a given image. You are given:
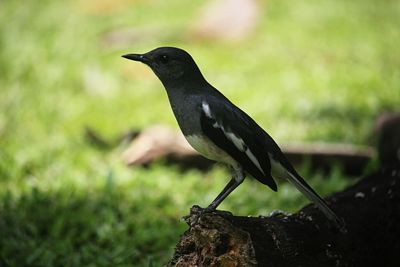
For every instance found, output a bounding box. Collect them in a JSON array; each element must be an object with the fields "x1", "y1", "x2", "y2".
[
  {"x1": 181, "y1": 205, "x2": 232, "y2": 226},
  {"x1": 181, "y1": 205, "x2": 210, "y2": 225}
]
